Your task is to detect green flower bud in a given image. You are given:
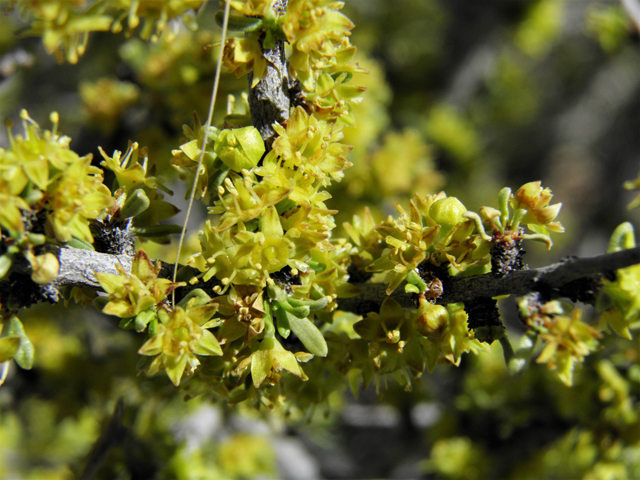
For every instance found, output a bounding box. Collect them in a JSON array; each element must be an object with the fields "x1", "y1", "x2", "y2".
[
  {"x1": 214, "y1": 126, "x2": 265, "y2": 172},
  {"x1": 429, "y1": 197, "x2": 467, "y2": 227},
  {"x1": 414, "y1": 303, "x2": 449, "y2": 338}
]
